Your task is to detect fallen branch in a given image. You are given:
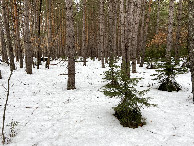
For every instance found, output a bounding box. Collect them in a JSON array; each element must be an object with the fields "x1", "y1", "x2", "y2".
[{"x1": 2, "y1": 71, "x2": 13, "y2": 144}]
